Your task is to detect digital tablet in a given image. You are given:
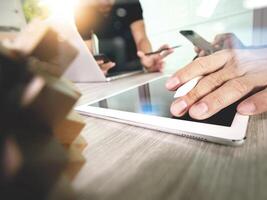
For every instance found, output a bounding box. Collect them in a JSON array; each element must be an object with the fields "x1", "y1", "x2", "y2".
[{"x1": 76, "y1": 76, "x2": 249, "y2": 146}]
